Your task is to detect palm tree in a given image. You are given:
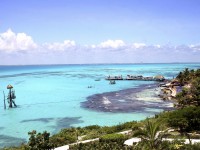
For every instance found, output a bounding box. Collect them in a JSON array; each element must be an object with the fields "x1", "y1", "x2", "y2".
[{"x1": 133, "y1": 119, "x2": 170, "y2": 149}]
